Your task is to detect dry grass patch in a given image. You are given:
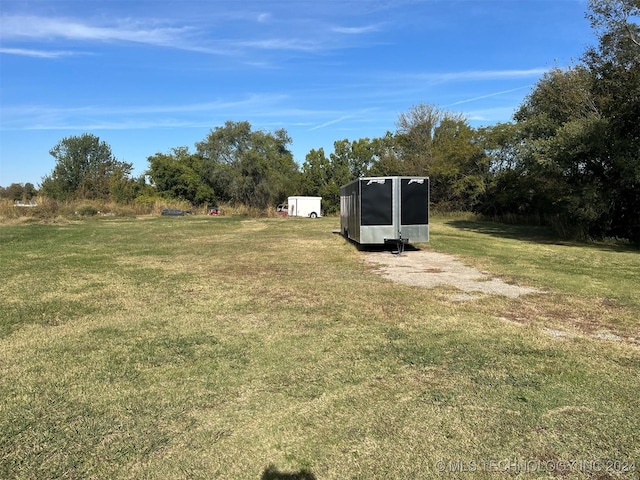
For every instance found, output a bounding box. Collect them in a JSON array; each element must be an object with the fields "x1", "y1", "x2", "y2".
[{"x1": 493, "y1": 293, "x2": 640, "y2": 344}]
